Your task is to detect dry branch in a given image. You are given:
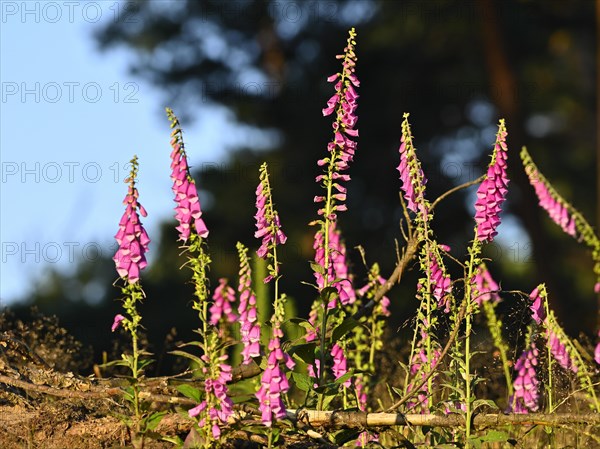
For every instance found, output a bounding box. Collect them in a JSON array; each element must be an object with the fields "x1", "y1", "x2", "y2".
[{"x1": 288, "y1": 409, "x2": 600, "y2": 429}]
